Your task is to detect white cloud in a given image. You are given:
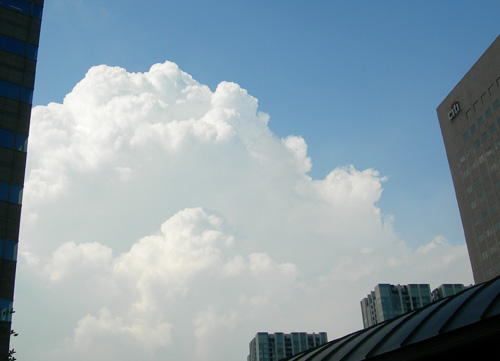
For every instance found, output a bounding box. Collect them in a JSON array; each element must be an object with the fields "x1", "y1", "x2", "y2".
[{"x1": 14, "y1": 61, "x2": 472, "y2": 361}]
